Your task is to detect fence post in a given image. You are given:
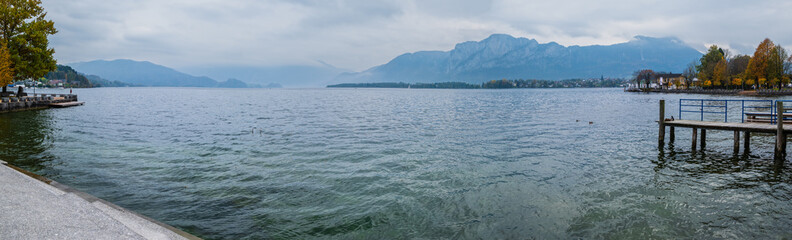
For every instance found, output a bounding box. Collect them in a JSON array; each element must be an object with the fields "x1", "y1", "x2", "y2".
[
  {"x1": 775, "y1": 101, "x2": 786, "y2": 162},
  {"x1": 659, "y1": 100, "x2": 665, "y2": 148},
  {"x1": 734, "y1": 131, "x2": 739, "y2": 154},
  {"x1": 725, "y1": 101, "x2": 728, "y2": 122},
  {"x1": 744, "y1": 131, "x2": 751, "y2": 154},
  {"x1": 679, "y1": 99, "x2": 682, "y2": 120},
  {"x1": 772, "y1": 100, "x2": 777, "y2": 124},
  {"x1": 692, "y1": 127, "x2": 698, "y2": 151}
]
